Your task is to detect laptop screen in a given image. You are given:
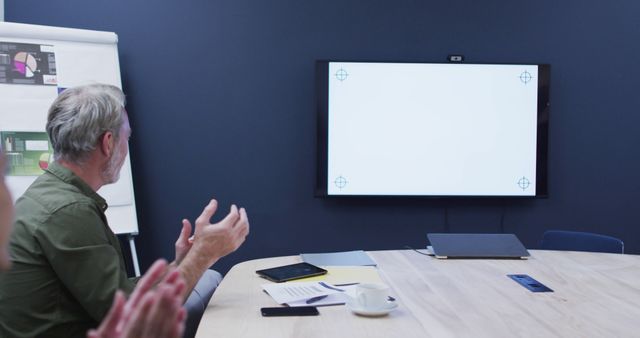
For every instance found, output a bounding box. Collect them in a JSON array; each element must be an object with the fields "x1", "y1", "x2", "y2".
[{"x1": 427, "y1": 233, "x2": 530, "y2": 259}]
